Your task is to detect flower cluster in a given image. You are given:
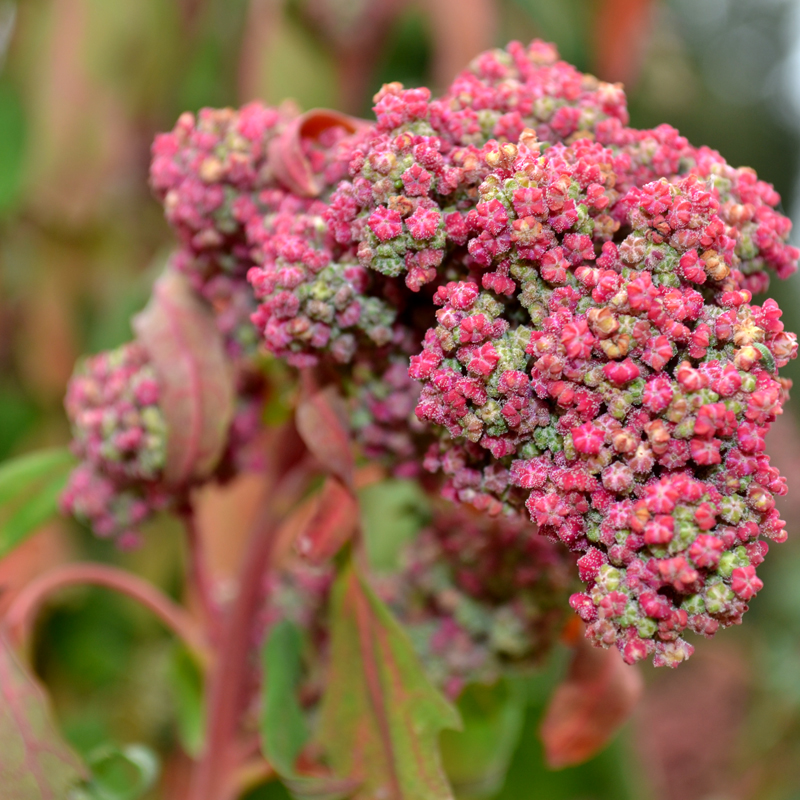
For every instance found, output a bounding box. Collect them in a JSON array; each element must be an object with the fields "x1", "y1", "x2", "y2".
[
  {"x1": 409, "y1": 138, "x2": 795, "y2": 665},
  {"x1": 247, "y1": 193, "x2": 399, "y2": 367},
  {"x1": 62, "y1": 339, "x2": 266, "y2": 546},
  {"x1": 134, "y1": 38, "x2": 799, "y2": 668},
  {"x1": 61, "y1": 343, "x2": 170, "y2": 548},
  {"x1": 381, "y1": 506, "x2": 574, "y2": 697},
  {"x1": 347, "y1": 356, "x2": 427, "y2": 477}
]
